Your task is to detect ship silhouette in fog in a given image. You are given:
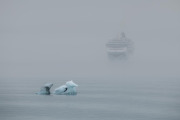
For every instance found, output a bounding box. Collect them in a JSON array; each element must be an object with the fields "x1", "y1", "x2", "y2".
[{"x1": 106, "y1": 32, "x2": 134, "y2": 60}]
